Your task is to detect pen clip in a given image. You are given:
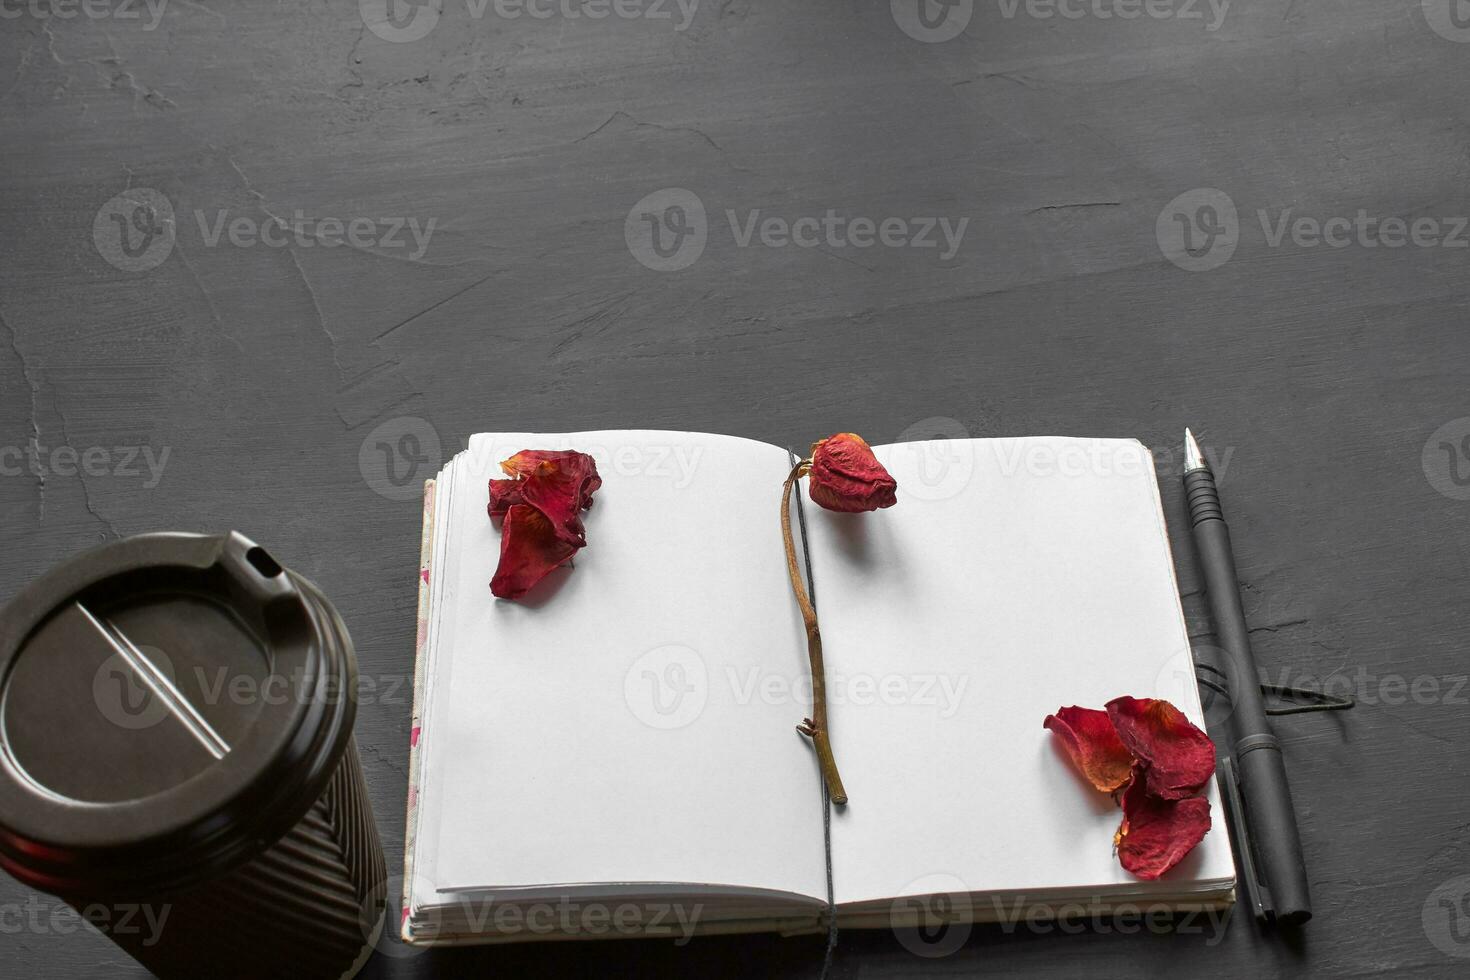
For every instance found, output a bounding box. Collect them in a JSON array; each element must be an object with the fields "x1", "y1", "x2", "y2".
[
  {"x1": 1194, "y1": 662, "x2": 1355, "y2": 716},
  {"x1": 1218, "y1": 756, "x2": 1274, "y2": 923},
  {"x1": 1260, "y1": 683, "x2": 1355, "y2": 716}
]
